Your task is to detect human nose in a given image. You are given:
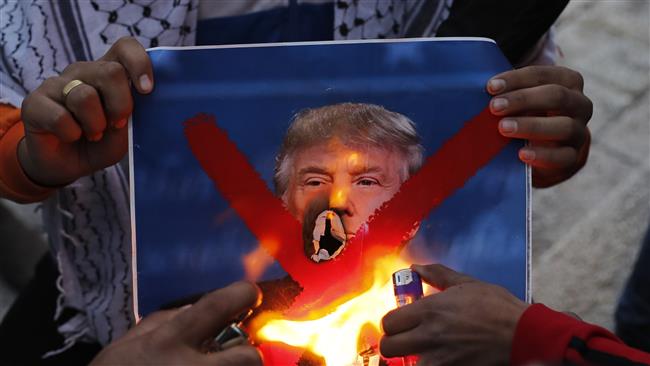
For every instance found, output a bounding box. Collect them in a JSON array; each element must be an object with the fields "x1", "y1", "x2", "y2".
[{"x1": 329, "y1": 184, "x2": 353, "y2": 216}]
